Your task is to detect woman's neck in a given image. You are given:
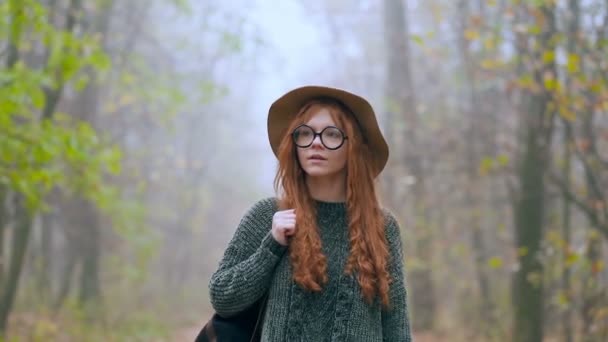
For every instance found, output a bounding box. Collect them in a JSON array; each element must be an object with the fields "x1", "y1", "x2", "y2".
[{"x1": 305, "y1": 173, "x2": 347, "y2": 202}]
